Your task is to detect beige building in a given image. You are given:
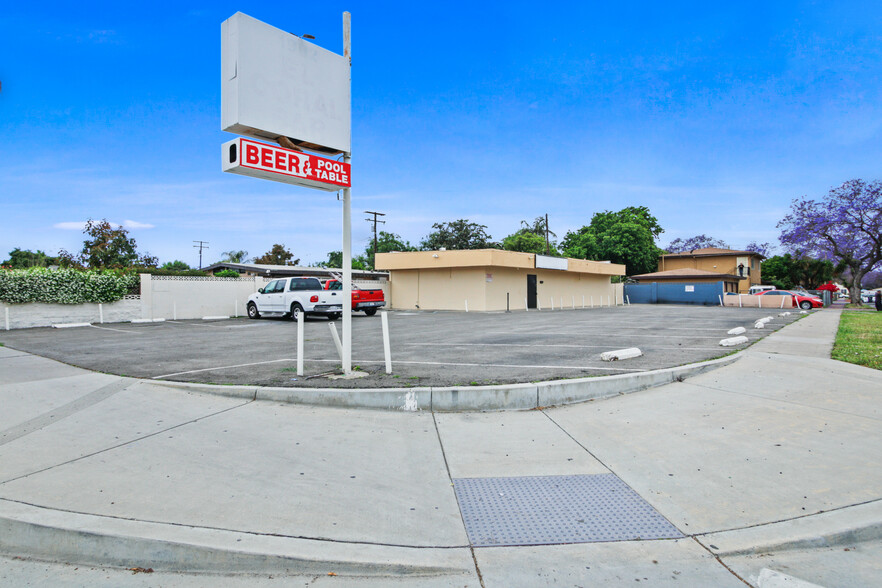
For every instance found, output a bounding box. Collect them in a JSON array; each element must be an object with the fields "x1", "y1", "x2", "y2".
[
  {"x1": 375, "y1": 249, "x2": 626, "y2": 311},
  {"x1": 658, "y1": 247, "x2": 764, "y2": 294}
]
